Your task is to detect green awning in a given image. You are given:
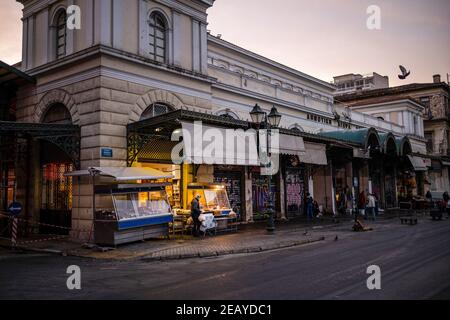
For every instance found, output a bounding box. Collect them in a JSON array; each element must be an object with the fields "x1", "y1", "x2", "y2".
[
  {"x1": 378, "y1": 132, "x2": 397, "y2": 154},
  {"x1": 396, "y1": 137, "x2": 412, "y2": 156},
  {"x1": 319, "y1": 127, "x2": 380, "y2": 149}
]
